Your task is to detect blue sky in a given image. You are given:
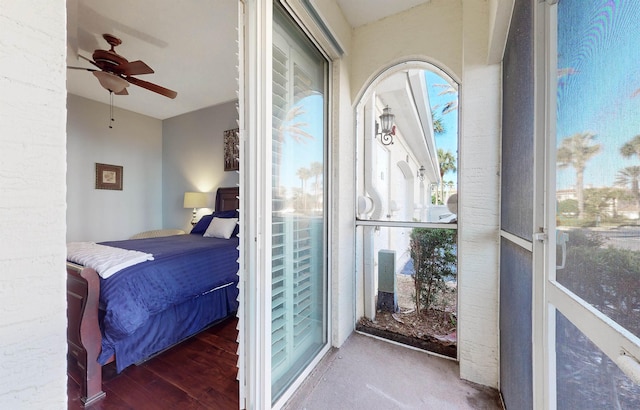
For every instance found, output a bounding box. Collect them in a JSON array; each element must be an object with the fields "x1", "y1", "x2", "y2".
[
  {"x1": 276, "y1": 71, "x2": 460, "y2": 195},
  {"x1": 425, "y1": 70, "x2": 459, "y2": 186},
  {"x1": 278, "y1": 94, "x2": 324, "y2": 194},
  {"x1": 556, "y1": 0, "x2": 640, "y2": 190}
]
